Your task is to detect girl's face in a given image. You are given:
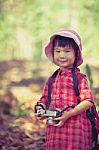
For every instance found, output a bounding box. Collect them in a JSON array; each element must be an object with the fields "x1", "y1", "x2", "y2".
[{"x1": 53, "y1": 45, "x2": 75, "y2": 70}]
